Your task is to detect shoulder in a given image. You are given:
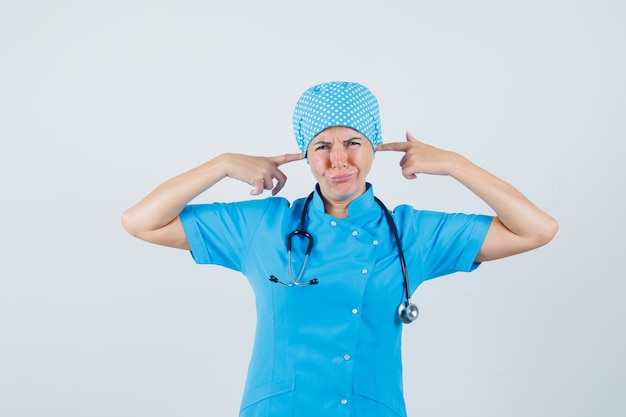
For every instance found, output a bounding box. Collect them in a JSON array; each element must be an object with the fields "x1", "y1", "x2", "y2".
[
  {"x1": 182, "y1": 196, "x2": 307, "y2": 227},
  {"x1": 389, "y1": 204, "x2": 442, "y2": 222},
  {"x1": 390, "y1": 204, "x2": 492, "y2": 232},
  {"x1": 185, "y1": 196, "x2": 293, "y2": 213}
]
